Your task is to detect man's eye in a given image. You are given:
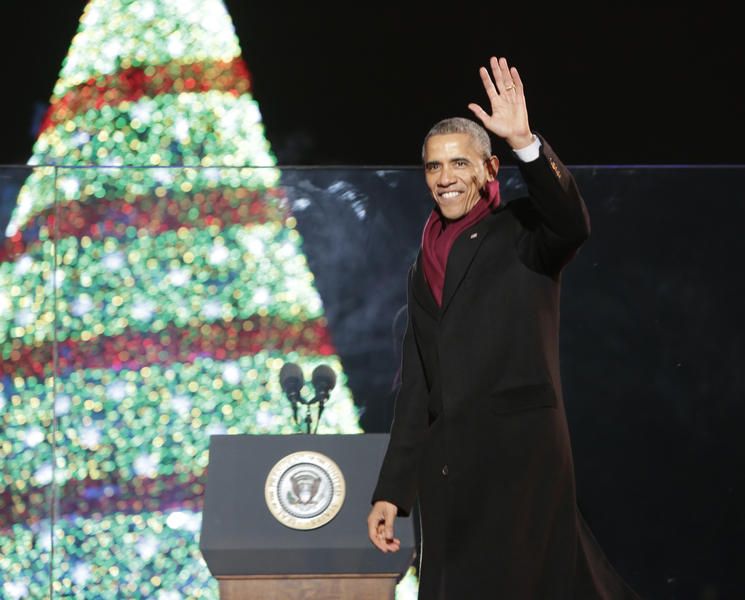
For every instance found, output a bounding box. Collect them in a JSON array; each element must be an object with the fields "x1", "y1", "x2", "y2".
[
  {"x1": 426, "y1": 164, "x2": 439, "y2": 171},
  {"x1": 455, "y1": 160, "x2": 468, "y2": 167}
]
